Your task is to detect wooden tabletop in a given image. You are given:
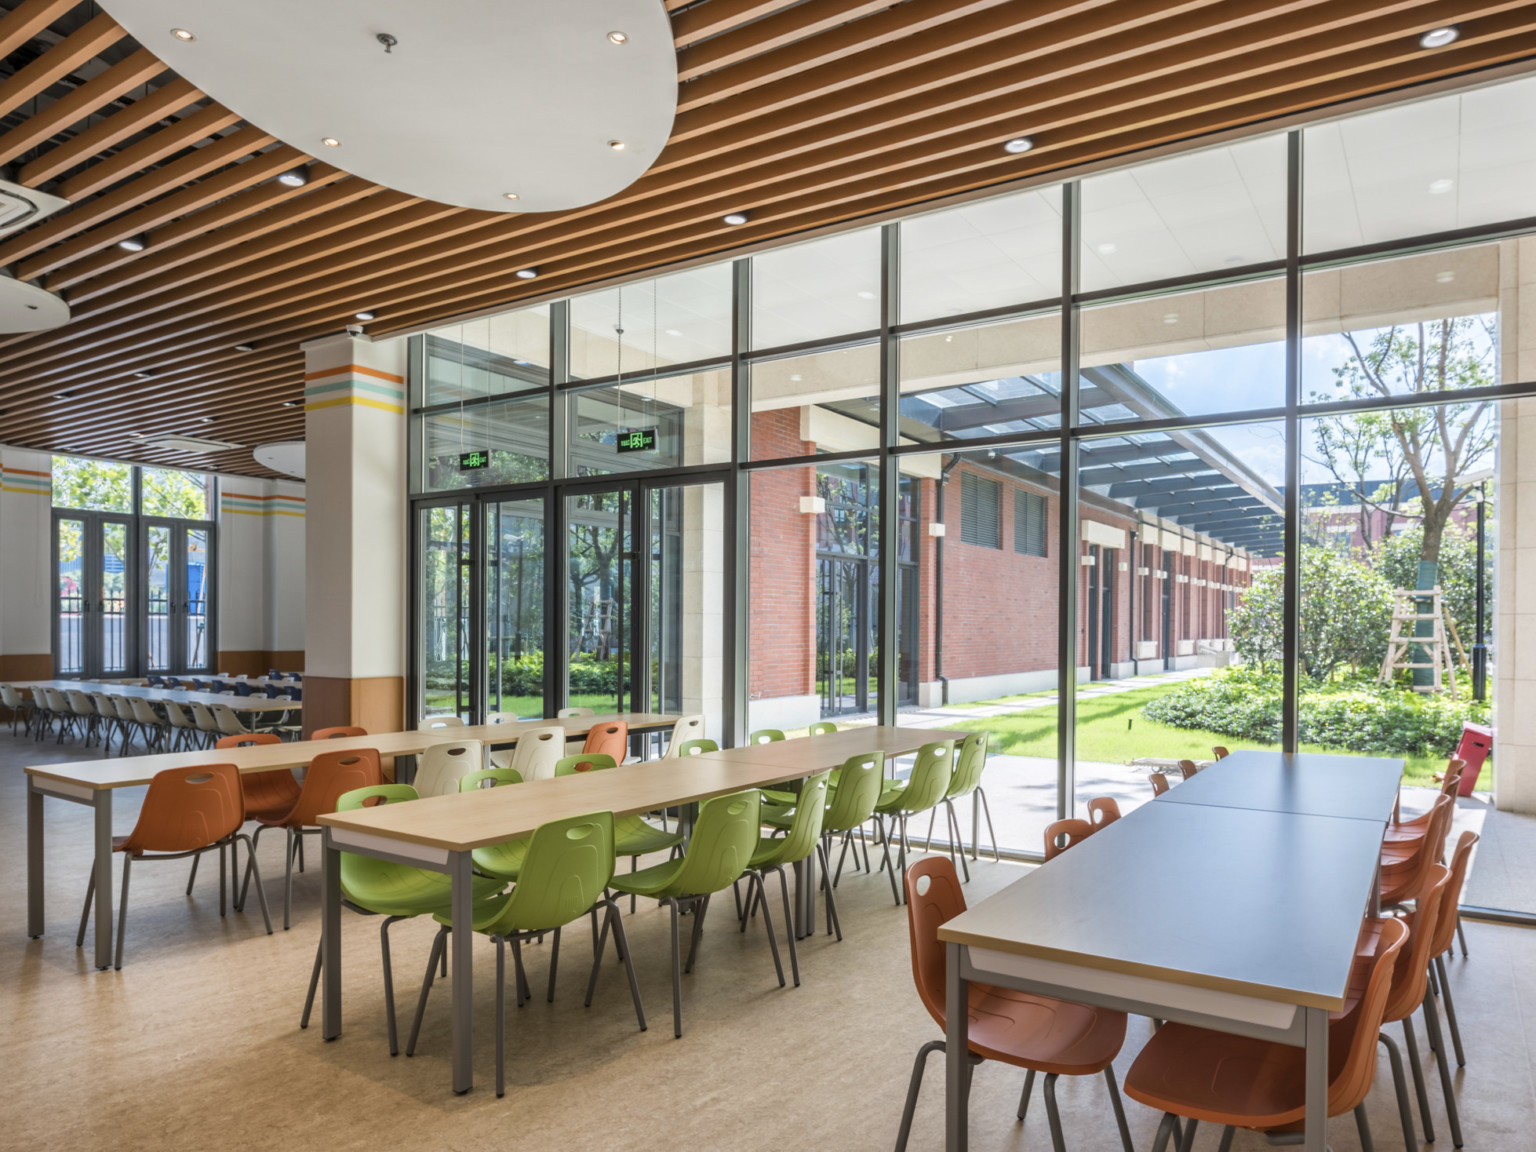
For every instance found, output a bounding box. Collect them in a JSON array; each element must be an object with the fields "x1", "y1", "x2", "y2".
[
  {"x1": 25, "y1": 712, "x2": 683, "y2": 791},
  {"x1": 1159, "y1": 750, "x2": 1404, "y2": 822},
  {"x1": 13, "y1": 678, "x2": 300, "y2": 713},
  {"x1": 320, "y1": 725, "x2": 960, "y2": 852},
  {"x1": 938, "y1": 799, "x2": 1386, "y2": 1010}
]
